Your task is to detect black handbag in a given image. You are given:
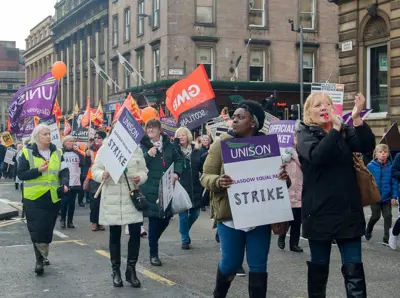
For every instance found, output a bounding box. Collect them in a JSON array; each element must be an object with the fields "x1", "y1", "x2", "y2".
[{"x1": 123, "y1": 172, "x2": 149, "y2": 211}]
